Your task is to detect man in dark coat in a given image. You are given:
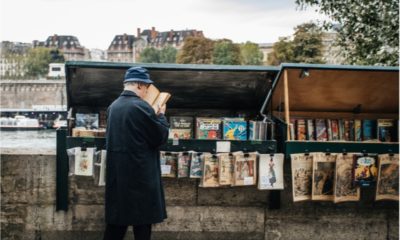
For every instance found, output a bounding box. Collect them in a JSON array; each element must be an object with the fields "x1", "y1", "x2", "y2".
[{"x1": 103, "y1": 67, "x2": 169, "y2": 240}]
